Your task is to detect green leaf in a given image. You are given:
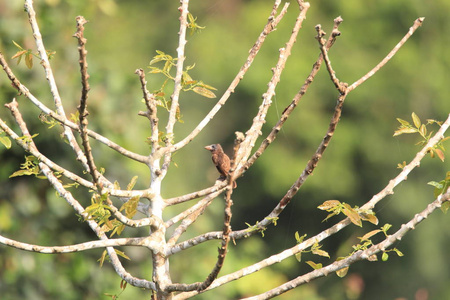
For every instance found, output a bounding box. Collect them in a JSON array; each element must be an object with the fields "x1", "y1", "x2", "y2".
[
  {"x1": 411, "y1": 112, "x2": 421, "y2": 128},
  {"x1": 25, "y1": 52, "x2": 33, "y2": 69},
  {"x1": 419, "y1": 124, "x2": 427, "y2": 137},
  {"x1": 336, "y1": 267, "x2": 349, "y2": 278},
  {"x1": 192, "y1": 86, "x2": 216, "y2": 98},
  {"x1": 380, "y1": 223, "x2": 392, "y2": 233},
  {"x1": 440, "y1": 201, "x2": 450, "y2": 214},
  {"x1": 359, "y1": 229, "x2": 382, "y2": 241},
  {"x1": 361, "y1": 213, "x2": 379, "y2": 225},
  {"x1": 120, "y1": 196, "x2": 140, "y2": 219},
  {"x1": 114, "y1": 249, "x2": 130, "y2": 260},
  {"x1": 342, "y1": 203, "x2": 362, "y2": 227},
  {"x1": 382, "y1": 252, "x2": 389, "y2": 261},
  {"x1": 434, "y1": 148, "x2": 445, "y2": 162},
  {"x1": 318, "y1": 200, "x2": 341, "y2": 210},
  {"x1": 393, "y1": 127, "x2": 417, "y2": 136},
  {"x1": 0, "y1": 136, "x2": 11, "y2": 149},
  {"x1": 396, "y1": 118, "x2": 410, "y2": 126},
  {"x1": 127, "y1": 176, "x2": 138, "y2": 191},
  {"x1": 427, "y1": 181, "x2": 443, "y2": 189},
  {"x1": 295, "y1": 252, "x2": 302, "y2": 262},
  {"x1": 9, "y1": 169, "x2": 35, "y2": 178},
  {"x1": 12, "y1": 40, "x2": 23, "y2": 49},
  {"x1": 394, "y1": 248, "x2": 404, "y2": 257},
  {"x1": 294, "y1": 231, "x2": 306, "y2": 244},
  {"x1": 11, "y1": 50, "x2": 27, "y2": 60},
  {"x1": 321, "y1": 211, "x2": 339, "y2": 223},
  {"x1": 312, "y1": 248, "x2": 330, "y2": 258},
  {"x1": 306, "y1": 261, "x2": 322, "y2": 270},
  {"x1": 98, "y1": 250, "x2": 108, "y2": 267}
]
